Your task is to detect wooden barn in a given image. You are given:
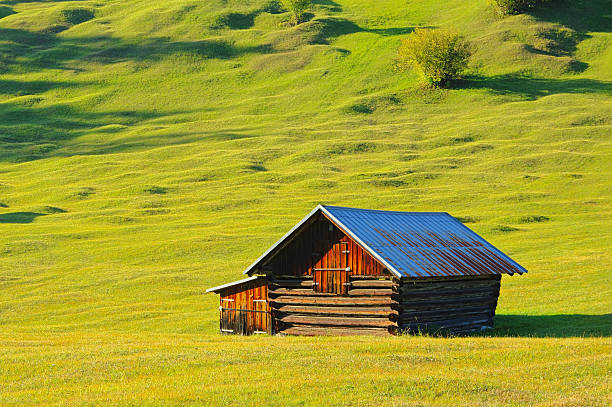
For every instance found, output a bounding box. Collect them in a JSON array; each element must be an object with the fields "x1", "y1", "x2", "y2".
[{"x1": 206, "y1": 205, "x2": 527, "y2": 336}]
